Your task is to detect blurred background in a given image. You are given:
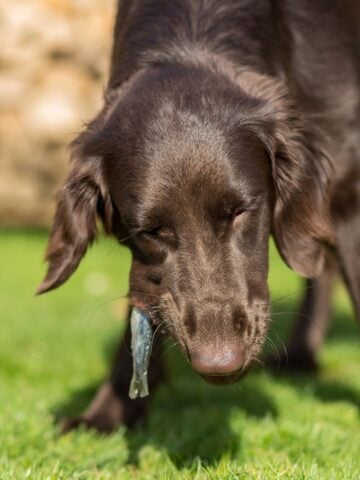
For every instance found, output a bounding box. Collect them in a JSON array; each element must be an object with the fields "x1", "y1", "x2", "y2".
[{"x1": 1, "y1": 0, "x2": 116, "y2": 227}]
